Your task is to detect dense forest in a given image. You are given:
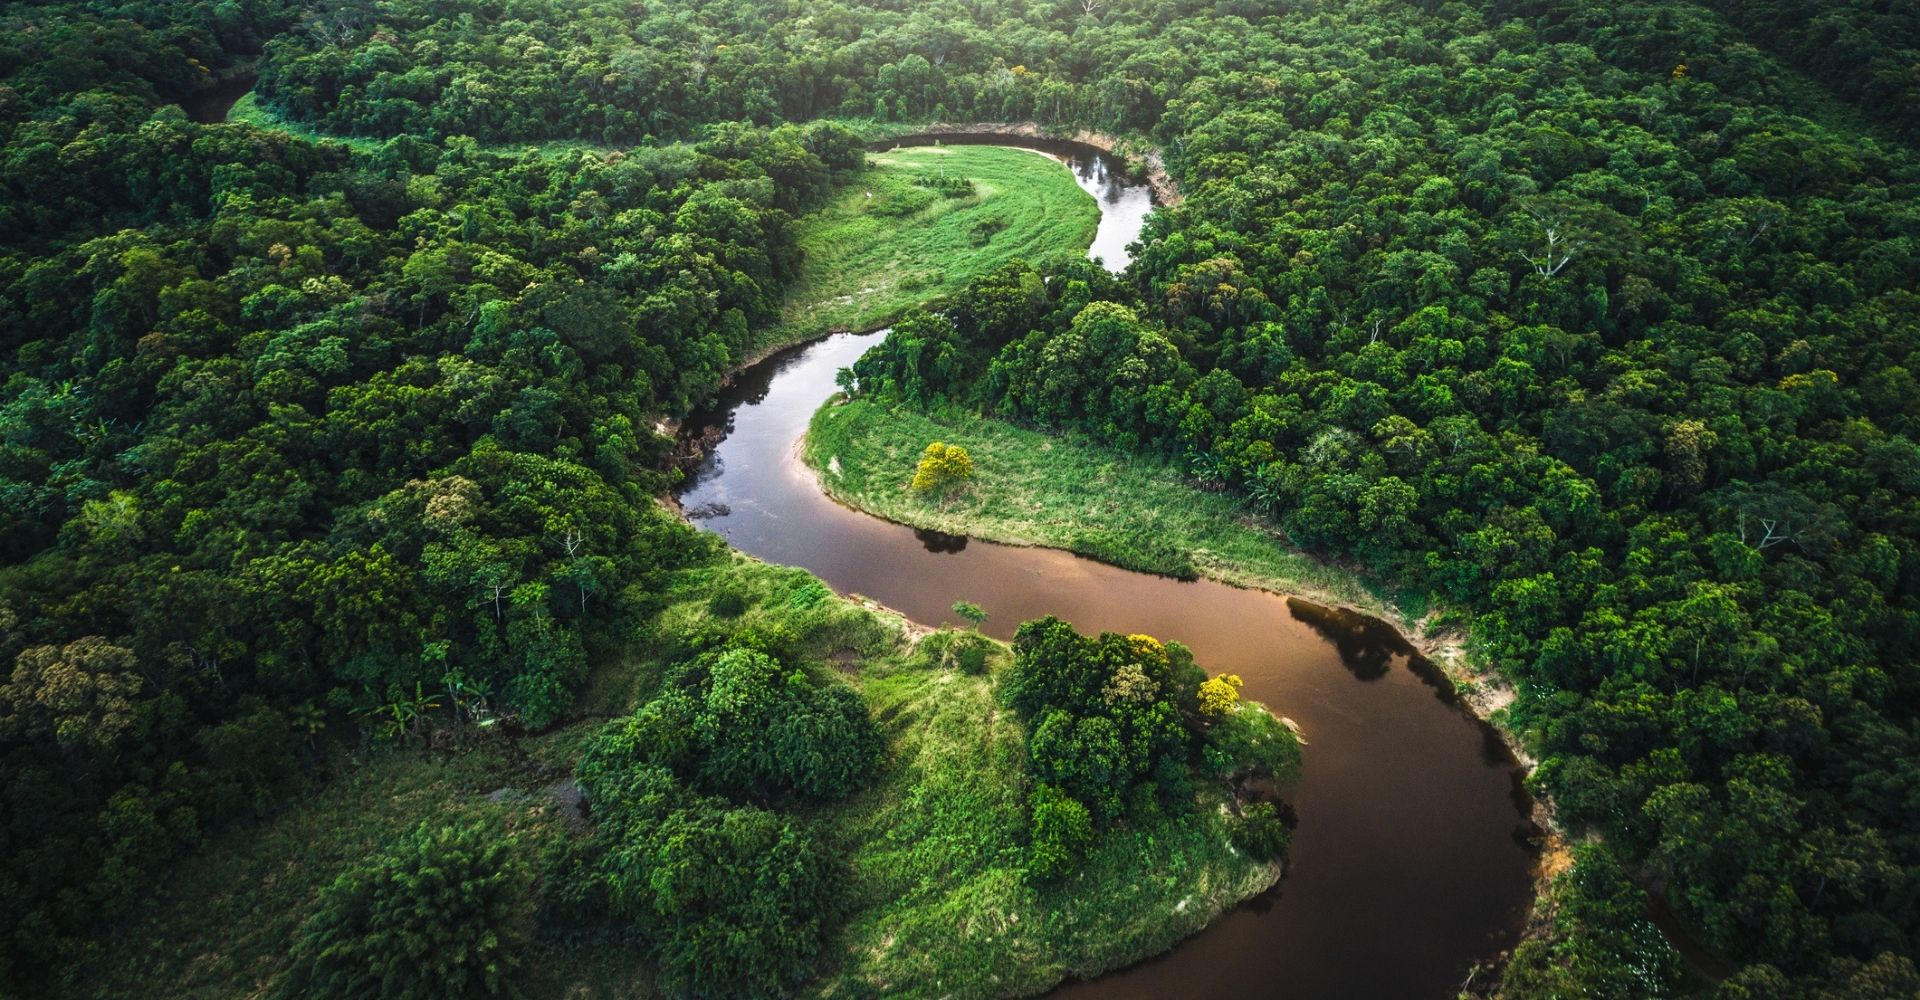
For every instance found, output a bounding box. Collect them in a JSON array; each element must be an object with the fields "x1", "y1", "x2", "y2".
[{"x1": 2, "y1": 0, "x2": 1918, "y2": 995}]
